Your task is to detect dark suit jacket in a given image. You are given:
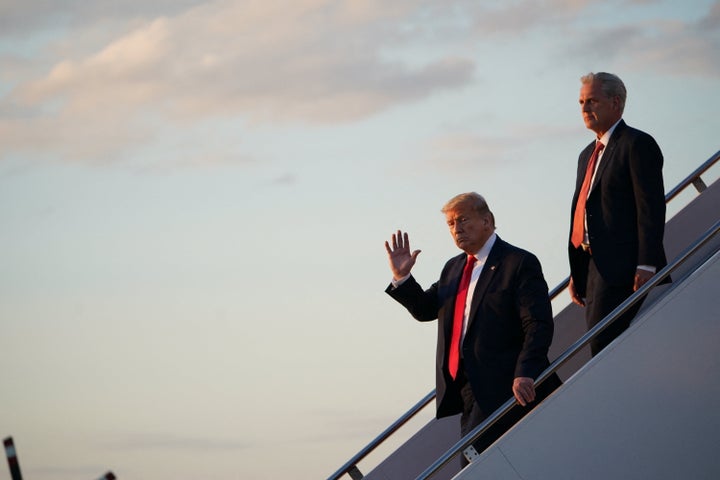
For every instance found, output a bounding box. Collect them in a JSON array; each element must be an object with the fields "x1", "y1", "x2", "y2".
[
  {"x1": 386, "y1": 236, "x2": 556, "y2": 419},
  {"x1": 569, "y1": 120, "x2": 667, "y2": 294}
]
